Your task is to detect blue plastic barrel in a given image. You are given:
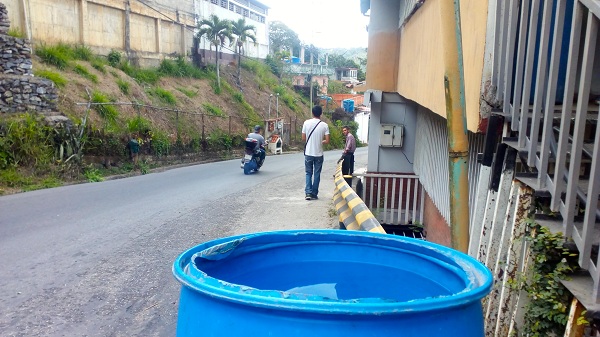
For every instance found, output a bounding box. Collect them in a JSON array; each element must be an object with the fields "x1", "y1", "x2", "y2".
[{"x1": 172, "y1": 230, "x2": 492, "y2": 337}]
